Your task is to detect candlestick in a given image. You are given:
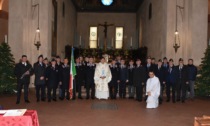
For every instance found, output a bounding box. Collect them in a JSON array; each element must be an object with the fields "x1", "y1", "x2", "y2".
[
  {"x1": 79, "y1": 35, "x2": 81, "y2": 46},
  {"x1": 5, "y1": 35, "x2": 7, "y2": 43},
  {"x1": 98, "y1": 37, "x2": 100, "y2": 47},
  {"x1": 130, "y1": 37, "x2": 133, "y2": 47},
  {"x1": 111, "y1": 38, "x2": 114, "y2": 48}
]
